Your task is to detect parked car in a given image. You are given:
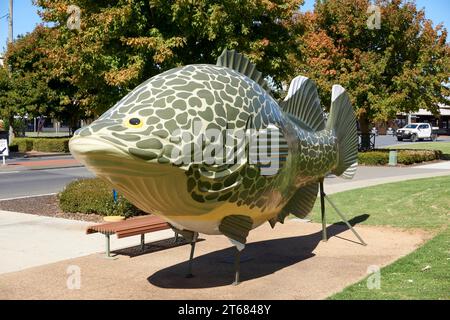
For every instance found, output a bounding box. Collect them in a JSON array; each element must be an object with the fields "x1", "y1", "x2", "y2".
[
  {"x1": 386, "y1": 127, "x2": 396, "y2": 136},
  {"x1": 396, "y1": 123, "x2": 438, "y2": 142}
]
